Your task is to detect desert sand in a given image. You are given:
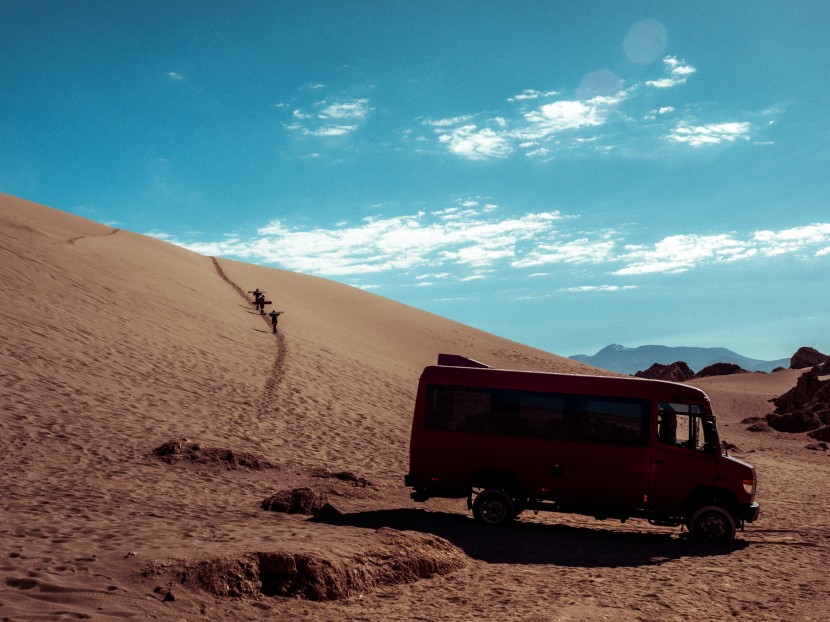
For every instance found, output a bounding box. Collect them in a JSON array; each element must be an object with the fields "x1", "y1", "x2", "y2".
[{"x1": 1, "y1": 192, "x2": 829, "y2": 621}]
